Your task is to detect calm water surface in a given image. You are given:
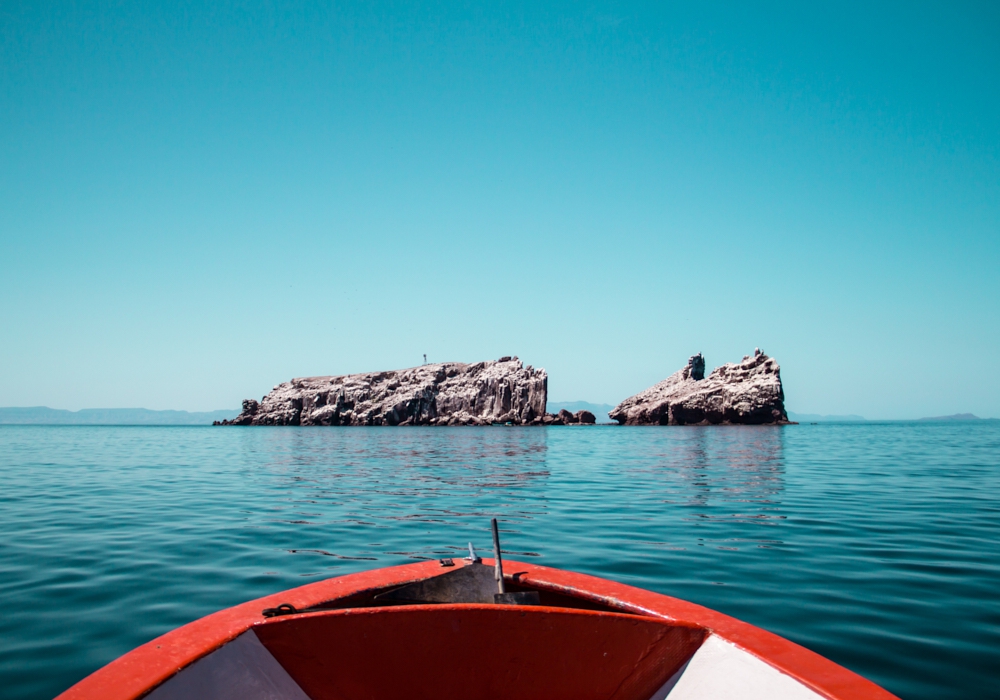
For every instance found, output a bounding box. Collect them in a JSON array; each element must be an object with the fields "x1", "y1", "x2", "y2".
[{"x1": 1, "y1": 423, "x2": 998, "y2": 699}]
